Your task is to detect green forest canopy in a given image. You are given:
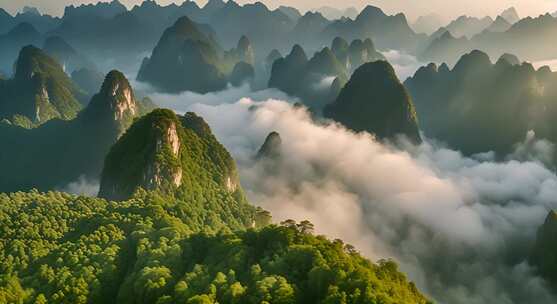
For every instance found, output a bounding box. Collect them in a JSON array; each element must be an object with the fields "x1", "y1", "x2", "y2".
[{"x1": 0, "y1": 190, "x2": 430, "y2": 304}]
